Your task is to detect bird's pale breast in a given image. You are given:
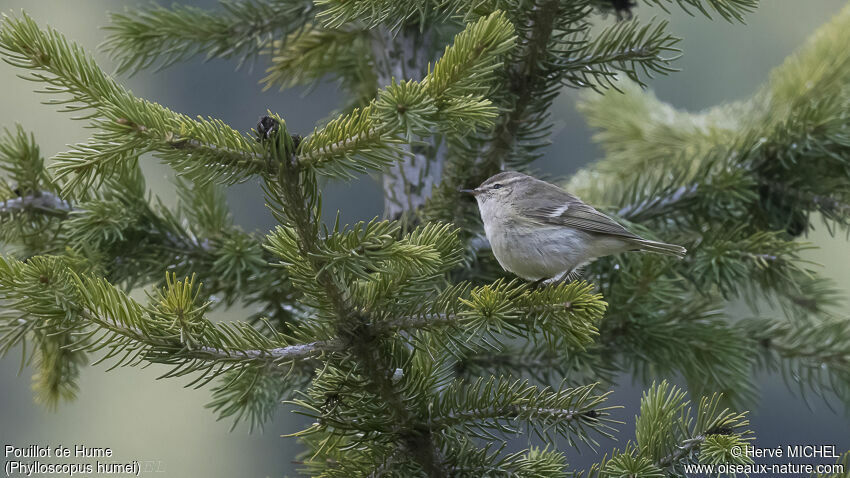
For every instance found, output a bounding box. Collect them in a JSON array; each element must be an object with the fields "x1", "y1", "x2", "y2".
[{"x1": 481, "y1": 207, "x2": 633, "y2": 280}]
